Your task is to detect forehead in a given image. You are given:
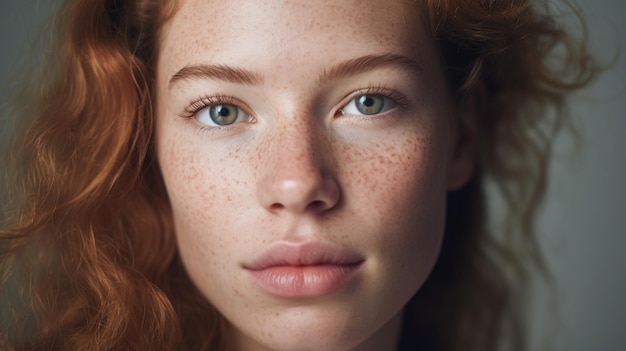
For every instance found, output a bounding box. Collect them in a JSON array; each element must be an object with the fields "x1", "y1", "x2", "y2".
[{"x1": 158, "y1": 0, "x2": 431, "y2": 77}]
